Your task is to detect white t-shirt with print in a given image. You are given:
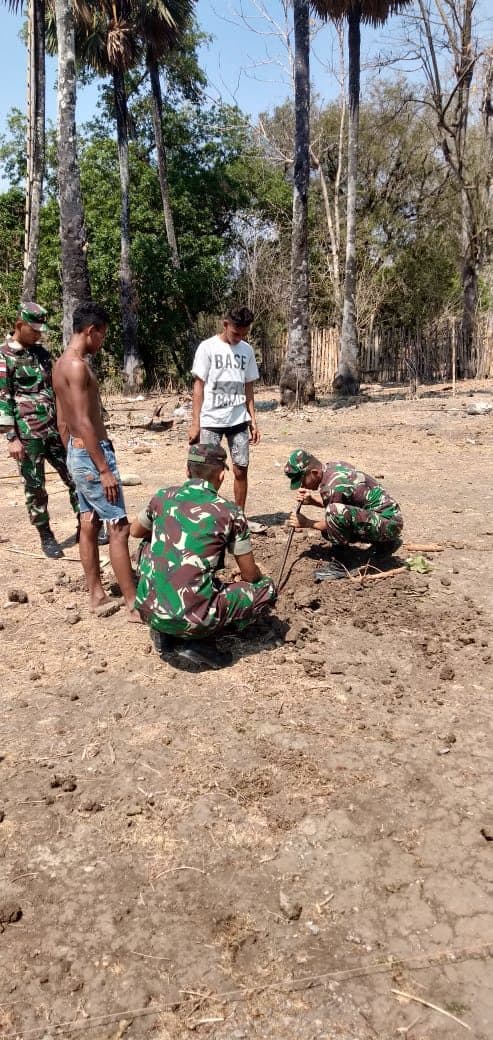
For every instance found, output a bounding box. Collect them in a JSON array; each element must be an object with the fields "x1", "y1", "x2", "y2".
[{"x1": 191, "y1": 334, "x2": 259, "y2": 429}]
